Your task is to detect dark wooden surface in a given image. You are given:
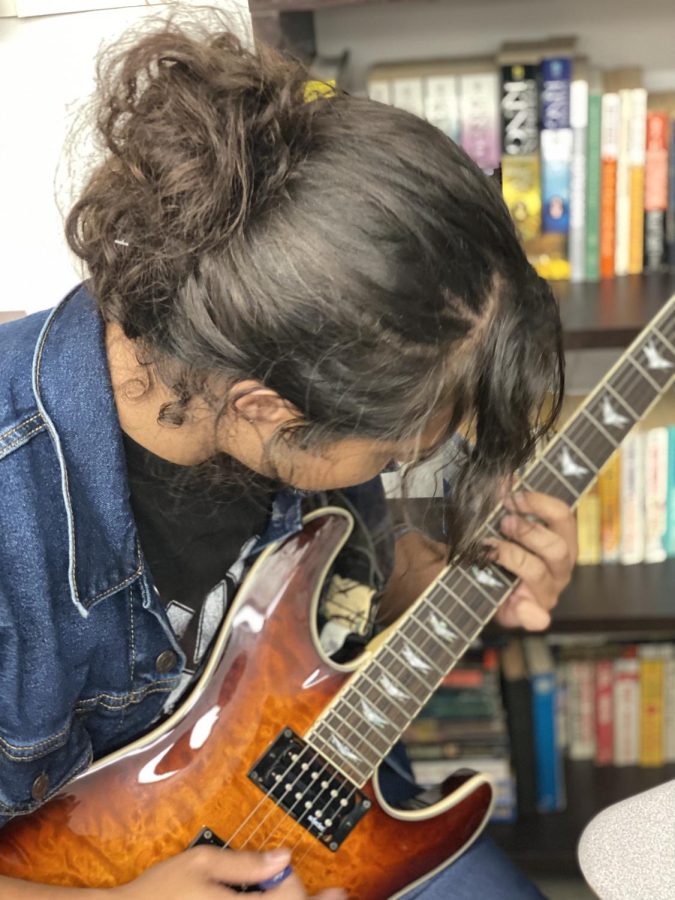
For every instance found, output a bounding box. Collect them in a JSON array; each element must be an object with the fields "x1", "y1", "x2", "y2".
[
  {"x1": 555, "y1": 272, "x2": 675, "y2": 350},
  {"x1": 488, "y1": 760, "x2": 675, "y2": 877}
]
